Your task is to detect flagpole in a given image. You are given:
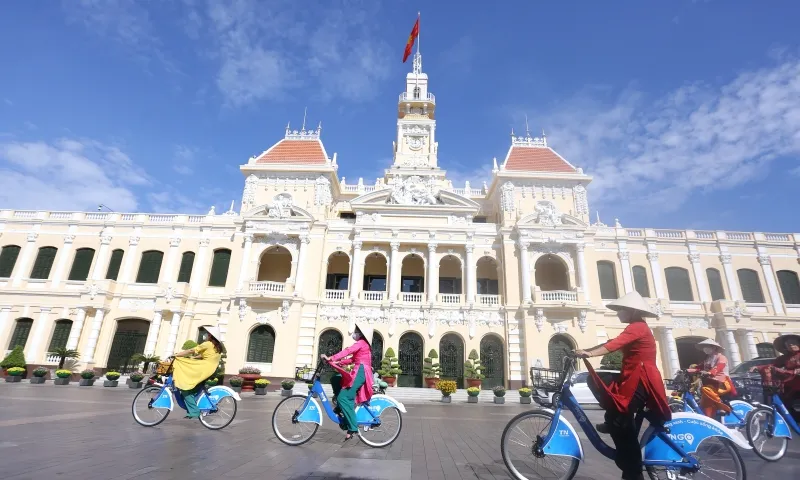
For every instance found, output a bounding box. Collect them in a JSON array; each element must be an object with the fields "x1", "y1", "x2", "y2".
[{"x1": 416, "y1": 11, "x2": 420, "y2": 55}]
